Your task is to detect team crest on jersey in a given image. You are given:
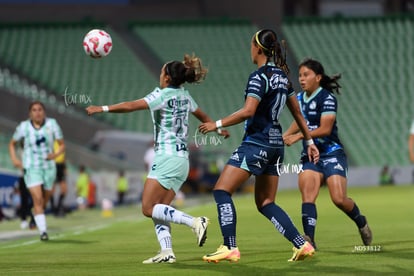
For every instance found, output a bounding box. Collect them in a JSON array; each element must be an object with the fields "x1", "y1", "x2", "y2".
[{"x1": 309, "y1": 101, "x2": 317, "y2": 110}]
